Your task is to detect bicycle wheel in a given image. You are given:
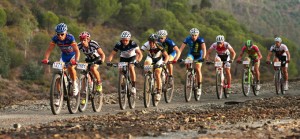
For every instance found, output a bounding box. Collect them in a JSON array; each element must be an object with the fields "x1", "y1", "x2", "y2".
[
  {"x1": 152, "y1": 77, "x2": 160, "y2": 107},
  {"x1": 274, "y1": 71, "x2": 280, "y2": 95},
  {"x1": 78, "y1": 74, "x2": 89, "y2": 112},
  {"x1": 91, "y1": 79, "x2": 104, "y2": 112},
  {"x1": 280, "y1": 72, "x2": 286, "y2": 95},
  {"x1": 216, "y1": 71, "x2": 223, "y2": 99},
  {"x1": 223, "y1": 74, "x2": 229, "y2": 98},
  {"x1": 67, "y1": 78, "x2": 80, "y2": 114},
  {"x1": 127, "y1": 79, "x2": 136, "y2": 109},
  {"x1": 118, "y1": 73, "x2": 127, "y2": 110},
  {"x1": 143, "y1": 74, "x2": 152, "y2": 108},
  {"x1": 184, "y1": 70, "x2": 193, "y2": 102},
  {"x1": 50, "y1": 74, "x2": 64, "y2": 115},
  {"x1": 252, "y1": 74, "x2": 259, "y2": 96},
  {"x1": 163, "y1": 71, "x2": 174, "y2": 103},
  {"x1": 242, "y1": 69, "x2": 251, "y2": 97}
]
